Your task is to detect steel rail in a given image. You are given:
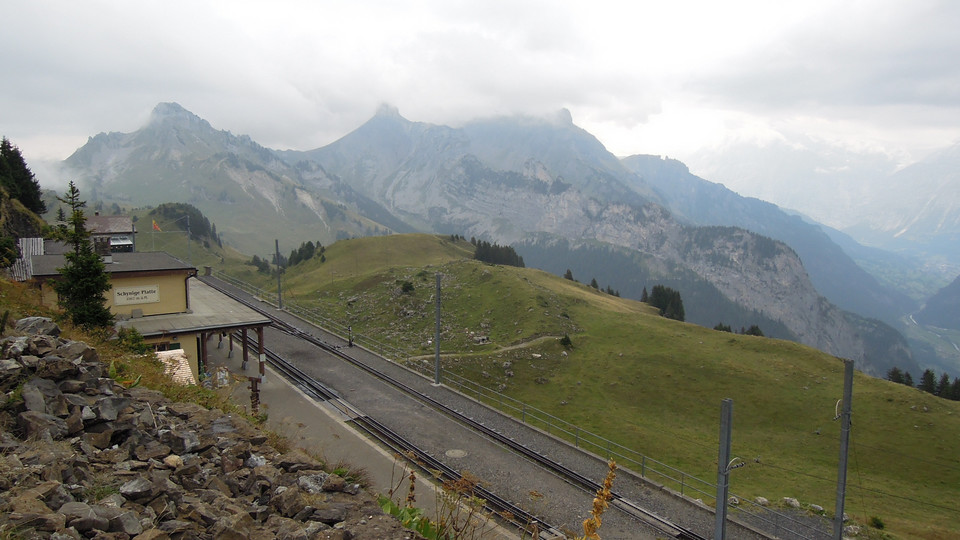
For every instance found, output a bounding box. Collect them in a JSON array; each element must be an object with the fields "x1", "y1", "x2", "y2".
[{"x1": 249, "y1": 339, "x2": 560, "y2": 538}]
